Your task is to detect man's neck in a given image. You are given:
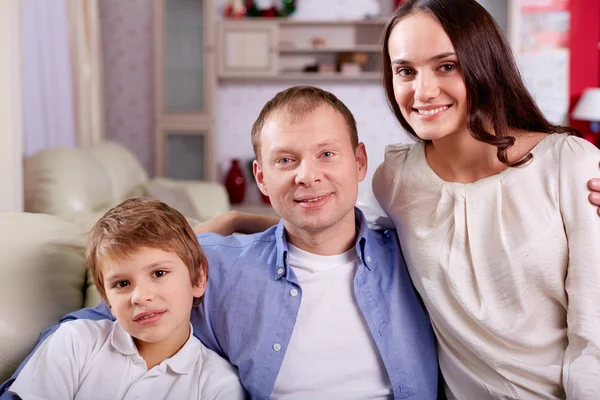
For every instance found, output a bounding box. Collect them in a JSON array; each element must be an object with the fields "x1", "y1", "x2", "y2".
[{"x1": 283, "y1": 208, "x2": 358, "y2": 256}]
